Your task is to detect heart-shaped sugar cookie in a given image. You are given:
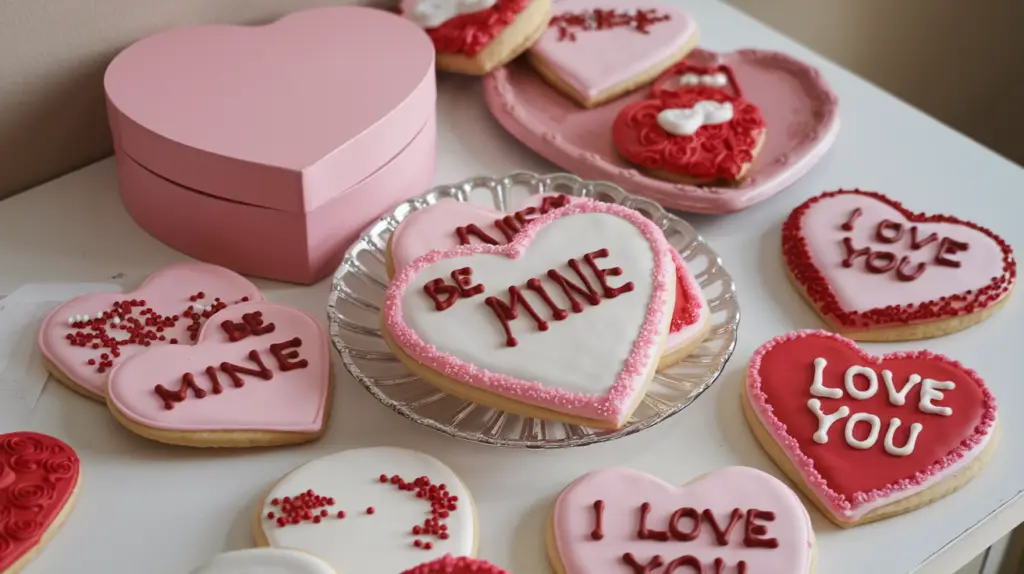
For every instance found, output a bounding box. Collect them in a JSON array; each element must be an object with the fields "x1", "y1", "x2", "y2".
[
  {"x1": 383, "y1": 200, "x2": 678, "y2": 429},
  {"x1": 106, "y1": 301, "x2": 330, "y2": 448},
  {"x1": 744, "y1": 330, "x2": 997, "y2": 526},
  {"x1": 191, "y1": 548, "x2": 335, "y2": 574},
  {"x1": 0, "y1": 432, "x2": 80, "y2": 574},
  {"x1": 782, "y1": 190, "x2": 1016, "y2": 340},
  {"x1": 255, "y1": 447, "x2": 477, "y2": 573},
  {"x1": 550, "y1": 466, "x2": 814, "y2": 573},
  {"x1": 387, "y1": 195, "x2": 708, "y2": 369},
  {"x1": 38, "y1": 262, "x2": 263, "y2": 401}
]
